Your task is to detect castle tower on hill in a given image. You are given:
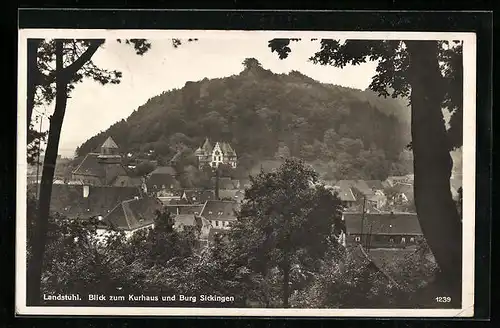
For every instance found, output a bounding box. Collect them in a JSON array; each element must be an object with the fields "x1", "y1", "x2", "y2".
[{"x1": 194, "y1": 138, "x2": 237, "y2": 170}]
